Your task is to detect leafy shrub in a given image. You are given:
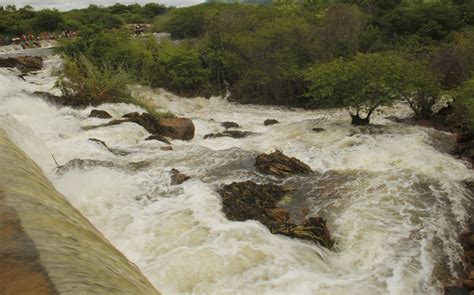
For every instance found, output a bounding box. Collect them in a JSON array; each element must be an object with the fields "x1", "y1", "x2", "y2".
[{"x1": 55, "y1": 55, "x2": 132, "y2": 106}]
